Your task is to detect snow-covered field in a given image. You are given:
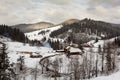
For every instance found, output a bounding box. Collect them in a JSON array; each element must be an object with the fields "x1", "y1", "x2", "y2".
[
  {"x1": 6, "y1": 42, "x2": 55, "y2": 68},
  {"x1": 90, "y1": 71, "x2": 120, "y2": 80}
]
